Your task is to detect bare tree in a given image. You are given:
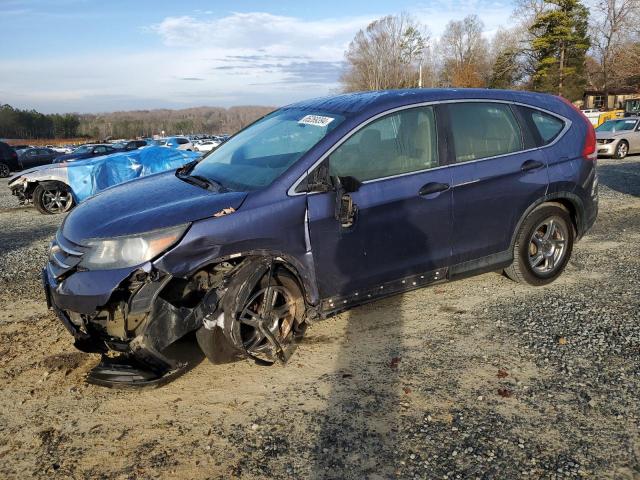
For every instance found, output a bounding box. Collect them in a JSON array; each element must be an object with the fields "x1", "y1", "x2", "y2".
[
  {"x1": 590, "y1": 0, "x2": 640, "y2": 93},
  {"x1": 340, "y1": 14, "x2": 430, "y2": 91},
  {"x1": 438, "y1": 15, "x2": 489, "y2": 87}
]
